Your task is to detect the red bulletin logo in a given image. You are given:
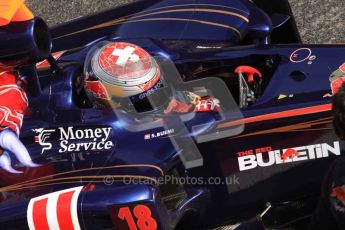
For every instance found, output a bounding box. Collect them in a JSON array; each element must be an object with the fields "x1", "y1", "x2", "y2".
[
  {"x1": 237, "y1": 142, "x2": 341, "y2": 171},
  {"x1": 281, "y1": 148, "x2": 299, "y2": 161}
]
